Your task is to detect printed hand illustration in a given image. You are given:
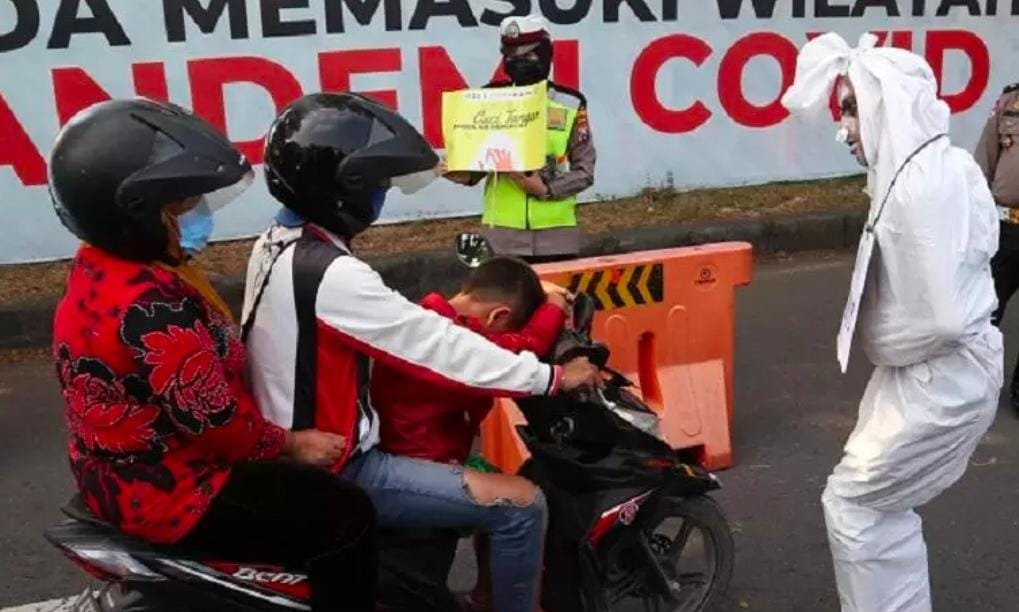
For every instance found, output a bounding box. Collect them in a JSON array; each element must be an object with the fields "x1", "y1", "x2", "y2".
[{"x1": 486, "y1": 148, "x2": 515, "y2": 172}]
